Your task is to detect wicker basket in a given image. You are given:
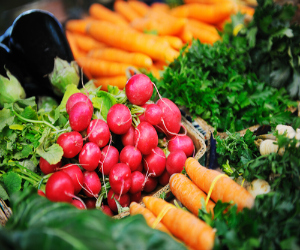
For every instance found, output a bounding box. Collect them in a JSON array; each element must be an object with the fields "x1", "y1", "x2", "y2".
[
  {"x1": 0, "y1": 116, "x2": 206, "y2": 224},
  {"x1": 113, "y1": 116, "x2": 206, "y2": 219}
]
